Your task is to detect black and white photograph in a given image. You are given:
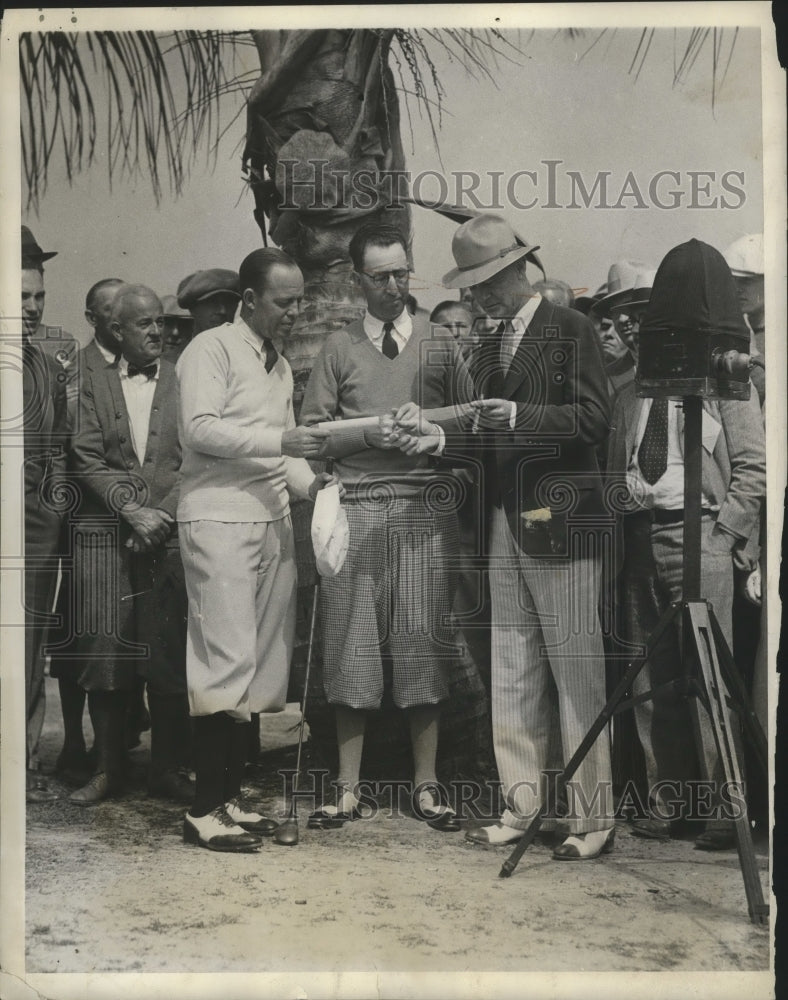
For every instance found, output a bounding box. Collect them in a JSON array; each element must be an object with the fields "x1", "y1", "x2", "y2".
[{"x1": 1, "y1": 4, "x2": 784, "y2": 999}]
